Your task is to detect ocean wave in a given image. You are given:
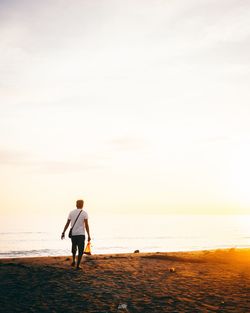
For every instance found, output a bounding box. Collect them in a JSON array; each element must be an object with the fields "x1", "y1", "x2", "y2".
[
  {"x1": 0, "y1": 232, "x2": 46, "y2": 235},
  {"x1": 0, "y1": 249, "x2": 65, "y2": 258}
]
